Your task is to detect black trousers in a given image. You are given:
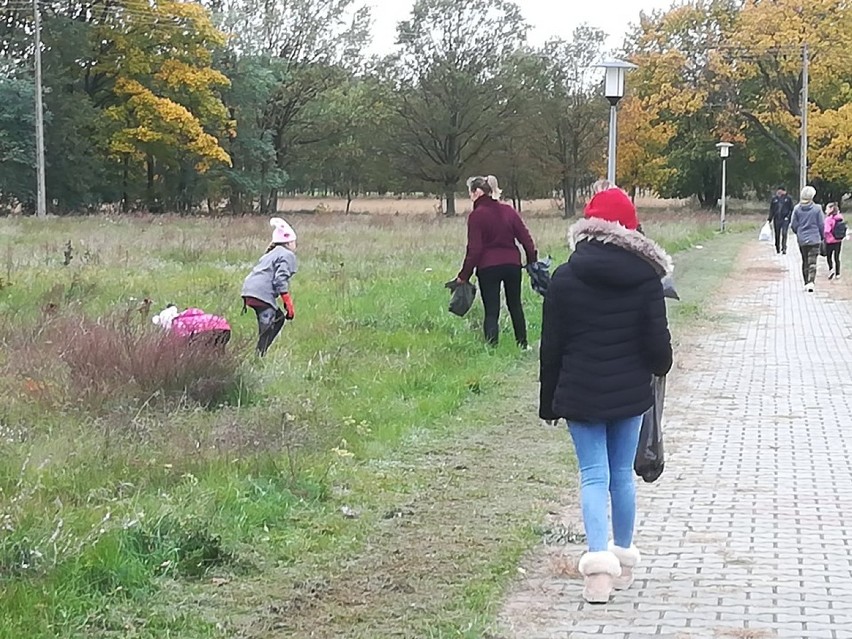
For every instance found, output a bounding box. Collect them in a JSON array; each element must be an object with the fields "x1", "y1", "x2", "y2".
[
  {"x1": 252, "y1": 304, "x2": 285, "y2": 356},
  {"x1": 826, "y1": 242, "x2": 842, "y2": 275},
  {"x1": 773, "y1": 220, "x2": 789, "y2": 253},
  {"x1": 477, "y1": 264, "x2": 527, "y2": 347}
]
